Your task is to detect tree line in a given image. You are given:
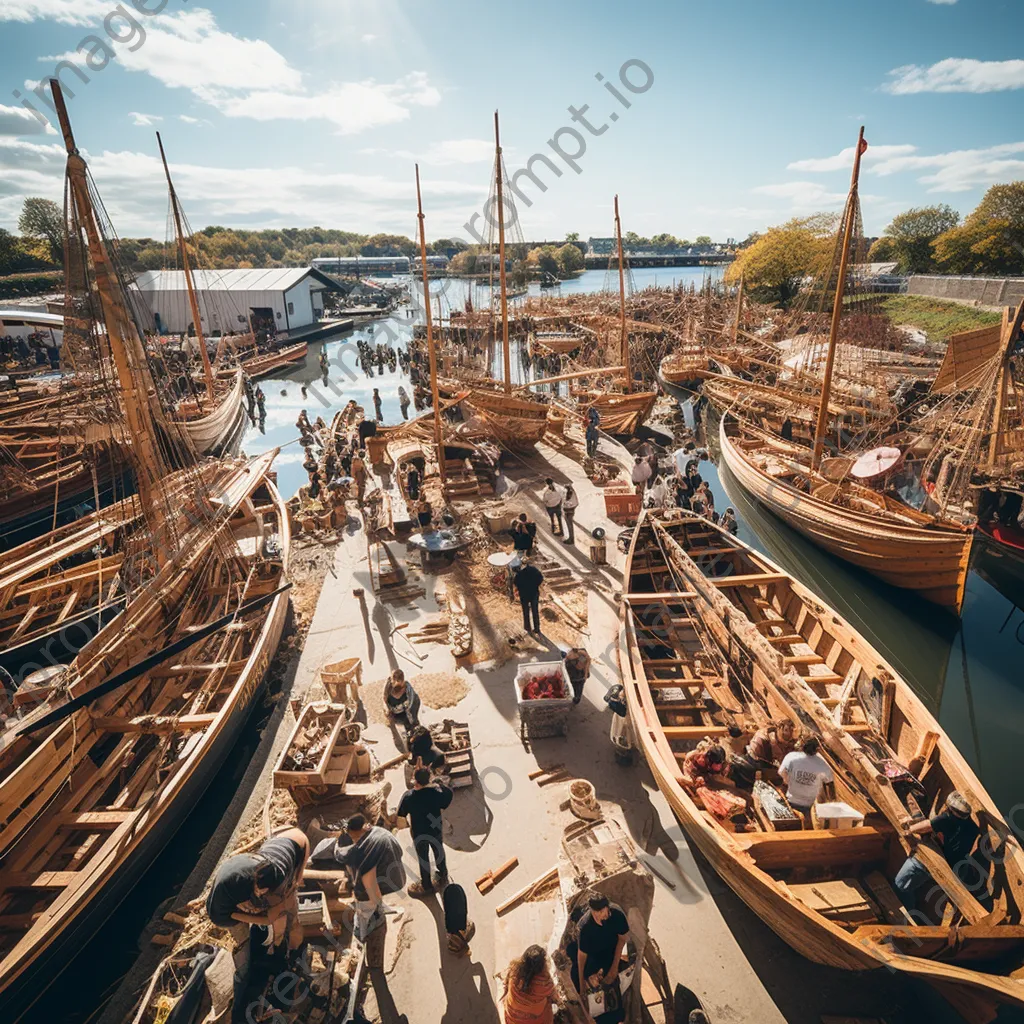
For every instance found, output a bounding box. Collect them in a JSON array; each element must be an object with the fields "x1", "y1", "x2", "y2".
[{"x1": 727, "y1": 182, "x2": 1024, "y2": 305}]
